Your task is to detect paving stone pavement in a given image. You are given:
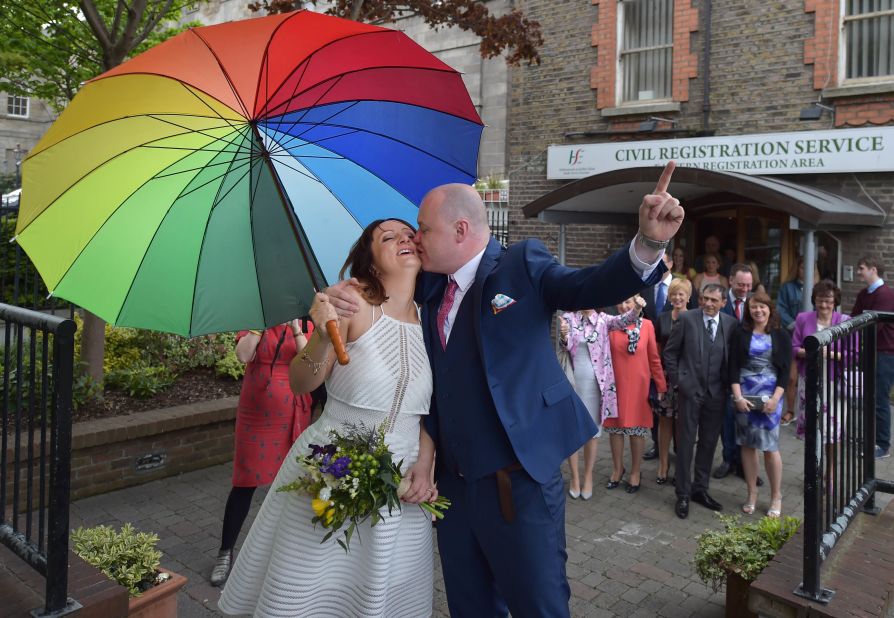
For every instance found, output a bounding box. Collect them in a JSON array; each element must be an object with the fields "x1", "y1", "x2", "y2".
[{"x1": 70, "y1": 422, "x2": 894, "y2": 617}]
